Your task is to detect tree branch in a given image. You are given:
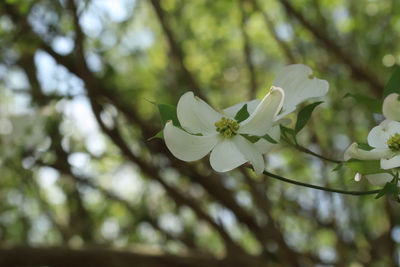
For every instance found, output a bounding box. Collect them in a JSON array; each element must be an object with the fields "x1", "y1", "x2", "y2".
[
  {"x1": 0, "y1": 246, "x2": 257, "y2": 267},
  {"x1": 149, "y1": 0, "x2": 206, "y2": 100},
  {"x1": 87, "y1": 97, "x2": 243, "y2": 254},
  {"x1": 239, "y1": 0, "x2": 258, "y2": 98},
  {"x1": 278, "y1": 0, "x2": 384, "y2": 96},
  {"x1": 250, "y1": 0, "x2": 296, "y2": 64}
]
